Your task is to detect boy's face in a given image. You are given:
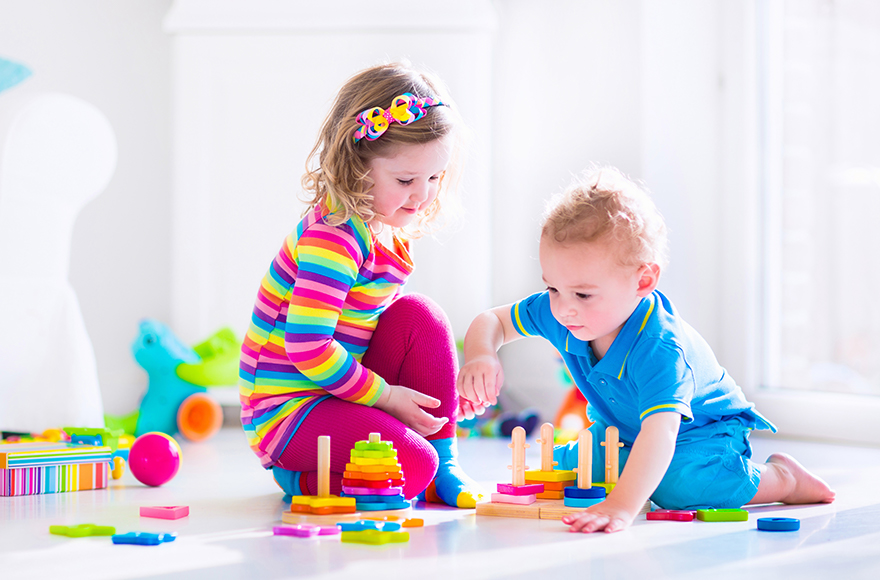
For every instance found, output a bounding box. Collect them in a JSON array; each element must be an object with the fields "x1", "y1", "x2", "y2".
[{"x1": 539, "y1": 236, "x2": 655, "y2": 357}]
